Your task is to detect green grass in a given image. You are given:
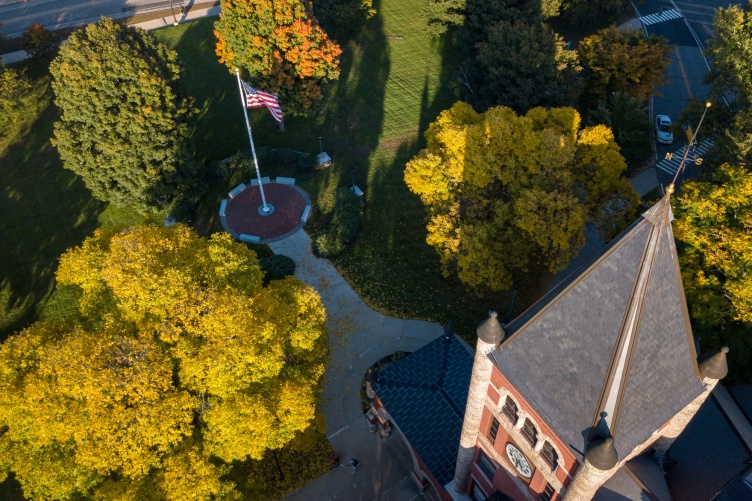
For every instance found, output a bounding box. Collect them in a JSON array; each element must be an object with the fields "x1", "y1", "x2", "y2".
[{"x1": 153, "y1": 1, "x2": 545, "y2": 337}]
